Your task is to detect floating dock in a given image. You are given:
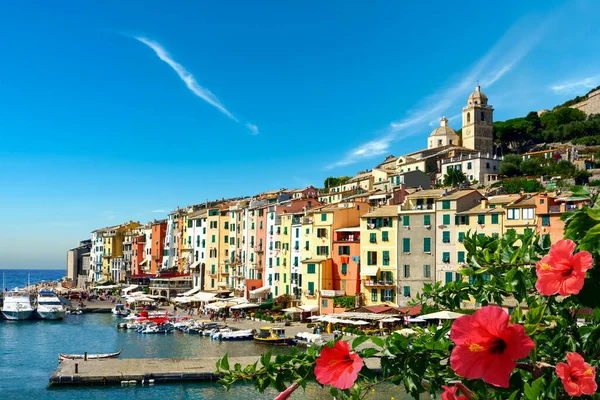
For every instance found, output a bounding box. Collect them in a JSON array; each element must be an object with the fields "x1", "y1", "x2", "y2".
[{"x1": 49, "y1": 356, "x2": 381, "y2": 386}]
